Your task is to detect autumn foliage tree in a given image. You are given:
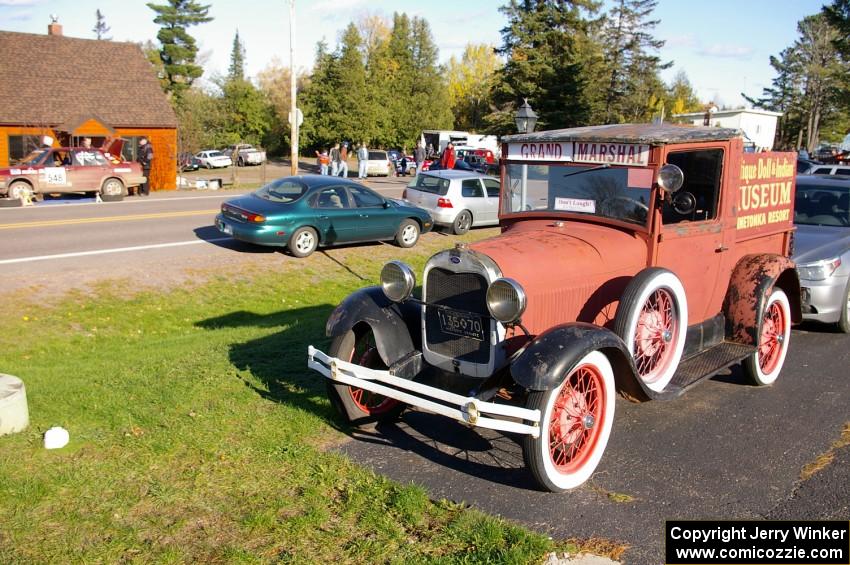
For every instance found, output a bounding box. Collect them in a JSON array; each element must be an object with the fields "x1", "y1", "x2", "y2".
[{"x1": 447, "y1": 44, "x2": 501, "y2": 131}]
